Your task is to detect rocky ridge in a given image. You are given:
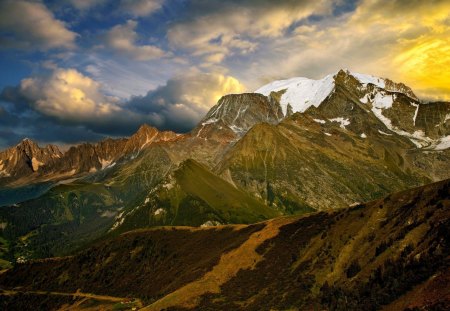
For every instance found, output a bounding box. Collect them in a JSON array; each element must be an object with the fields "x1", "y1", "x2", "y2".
[{"x1": 0, "y1": 125, "x2": 180, "y2": 186}]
